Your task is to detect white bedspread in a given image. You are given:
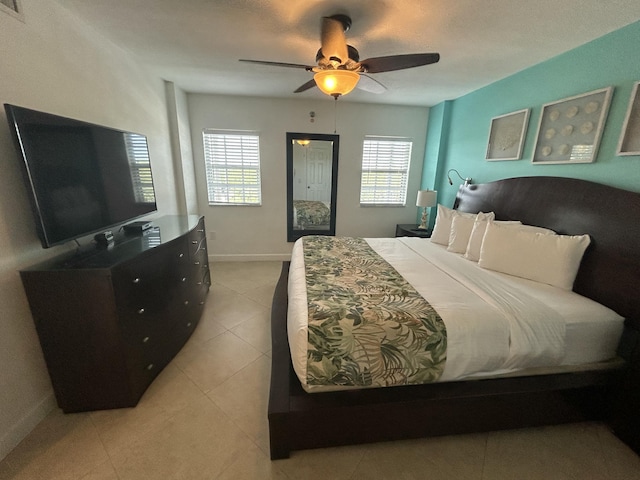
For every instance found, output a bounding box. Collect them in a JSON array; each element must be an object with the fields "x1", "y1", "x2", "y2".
[{"x1": 288, "y1": 237, "x2": 624, "y2": 392}]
